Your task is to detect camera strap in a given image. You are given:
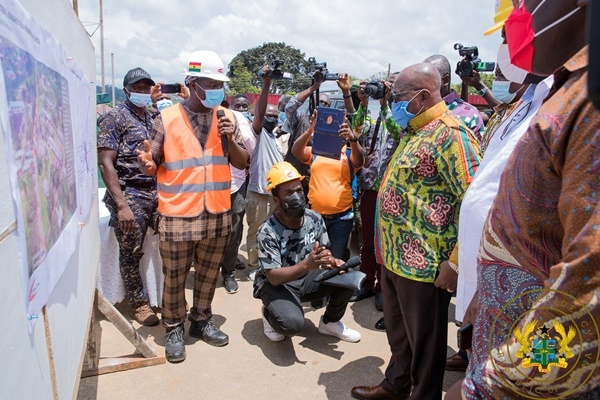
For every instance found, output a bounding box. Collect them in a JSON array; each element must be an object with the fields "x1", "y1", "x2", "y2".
[{"x1": 368, "y1": 116, "x2": 382, "y2": 155}]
